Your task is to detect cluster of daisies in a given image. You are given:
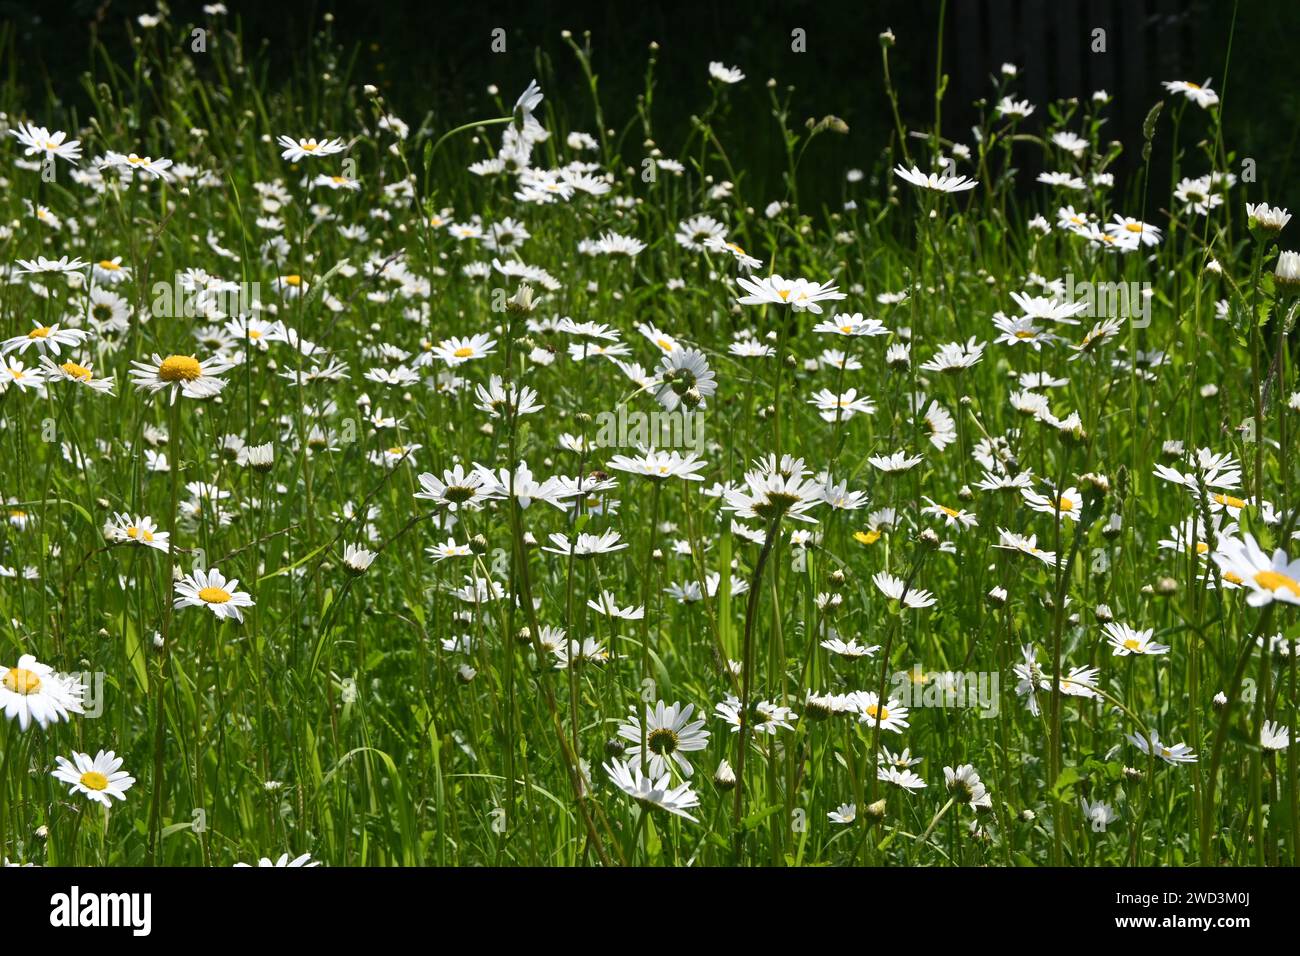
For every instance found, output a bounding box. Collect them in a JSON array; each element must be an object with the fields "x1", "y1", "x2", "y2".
[{"x1": 2, "y1": 13, "x2": 1299, "y2": 869}]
